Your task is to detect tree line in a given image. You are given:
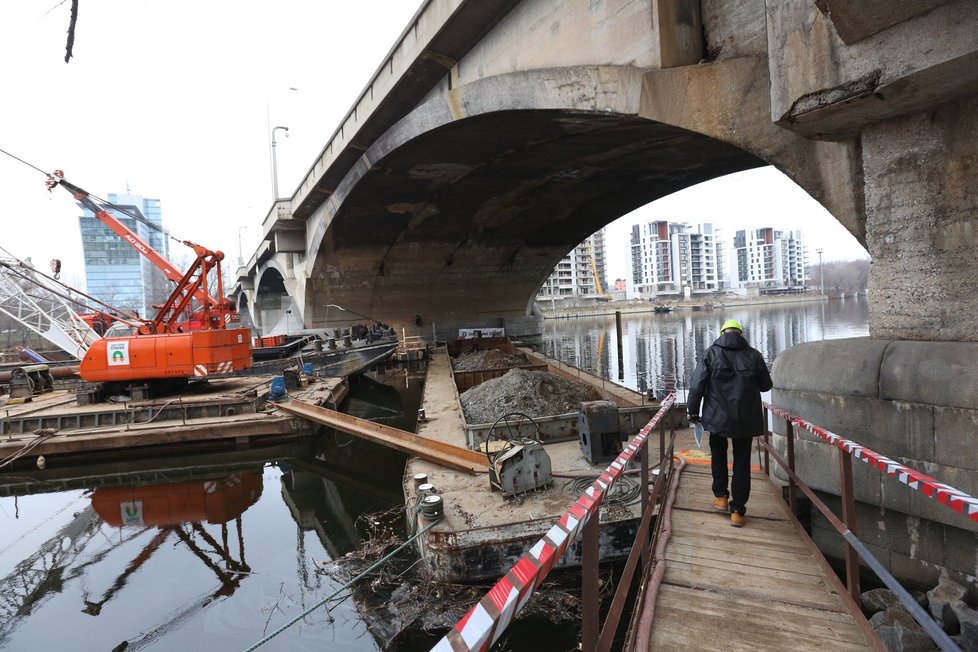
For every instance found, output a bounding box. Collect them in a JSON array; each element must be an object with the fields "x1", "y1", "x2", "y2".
[{"x1": 808, "y1": 258, "x2": 870, "y2": 293}]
